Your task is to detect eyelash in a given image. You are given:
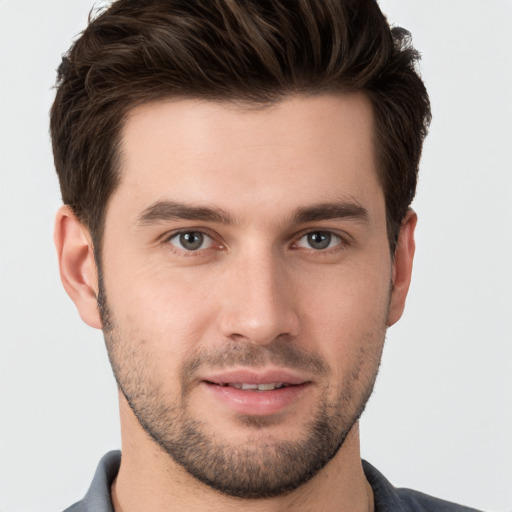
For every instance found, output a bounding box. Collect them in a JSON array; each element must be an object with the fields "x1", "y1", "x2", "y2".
[
  {"x1": 164, "y1": 229, "x2": 222, "y2": 256},
  {"x1": 162, "y1": 229, "x2": 349, "y2": 256},
  {"x1": 291, "y1": 230, "x2": 345, "y2": 252}
]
